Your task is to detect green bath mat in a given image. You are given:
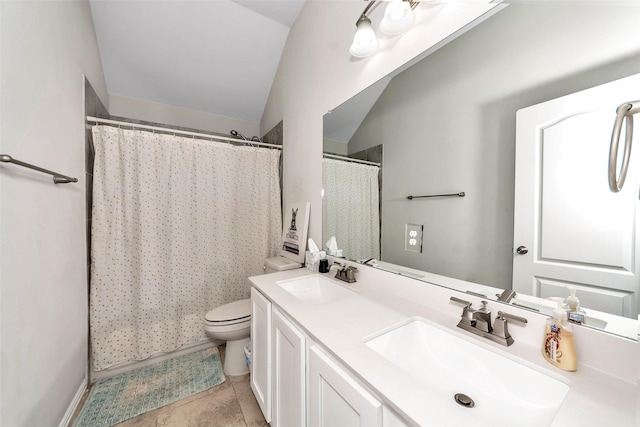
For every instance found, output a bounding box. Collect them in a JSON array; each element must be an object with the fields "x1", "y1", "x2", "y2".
[{"x1": 73, "y1": 346, "x2": 225, "y2": 427}]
